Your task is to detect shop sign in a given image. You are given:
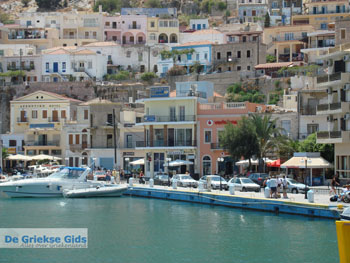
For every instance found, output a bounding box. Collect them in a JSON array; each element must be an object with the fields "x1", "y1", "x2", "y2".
[
  {"x1": 123, "y1": 152, "x2": 135, "y2": 156},
  {"x1": 7, "y1": 148, "x2": 16, "y2": 154},
  {"x1": 150, "y1": 86, "x2": 170, "y2": 98},
  {"x1": 215, "y1": 120, "x2": 237, "y2": 125}
]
